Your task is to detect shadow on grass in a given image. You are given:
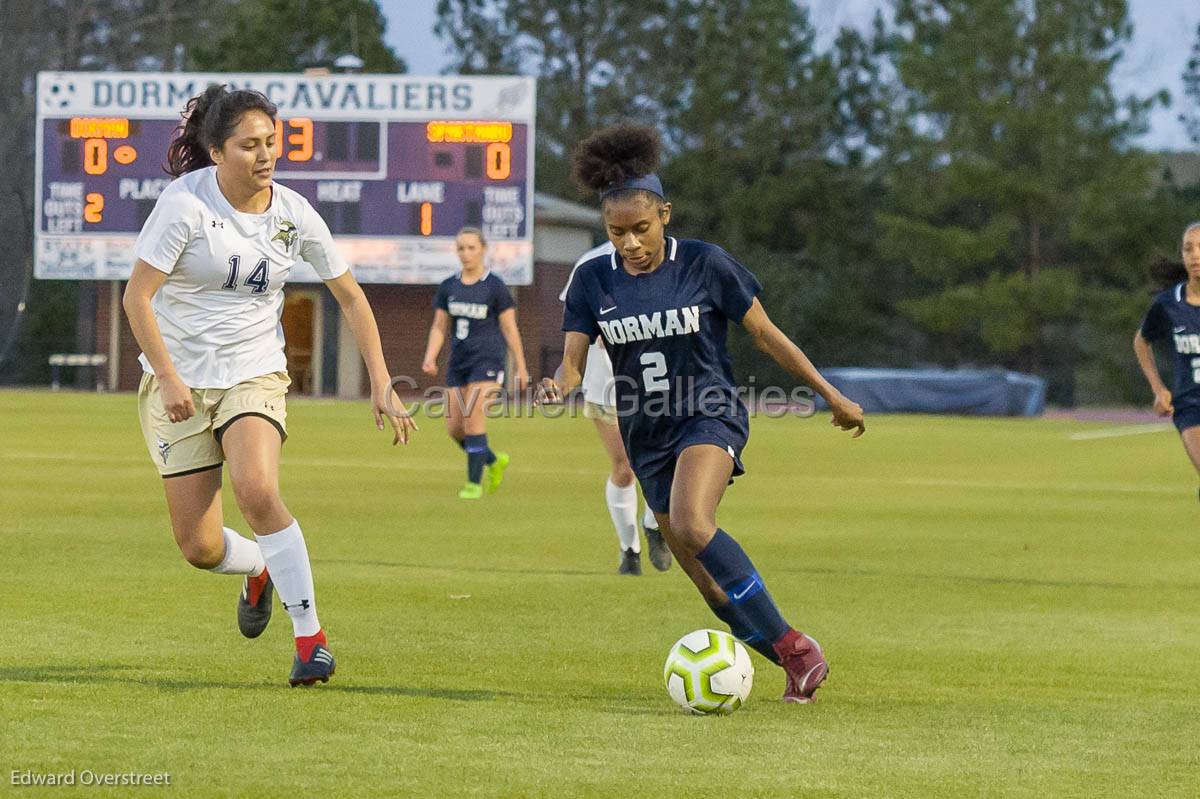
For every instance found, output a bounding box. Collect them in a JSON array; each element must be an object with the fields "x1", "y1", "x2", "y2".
[{"x1": 0, "y1": 664, "x2": 511, "y2": 702}]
